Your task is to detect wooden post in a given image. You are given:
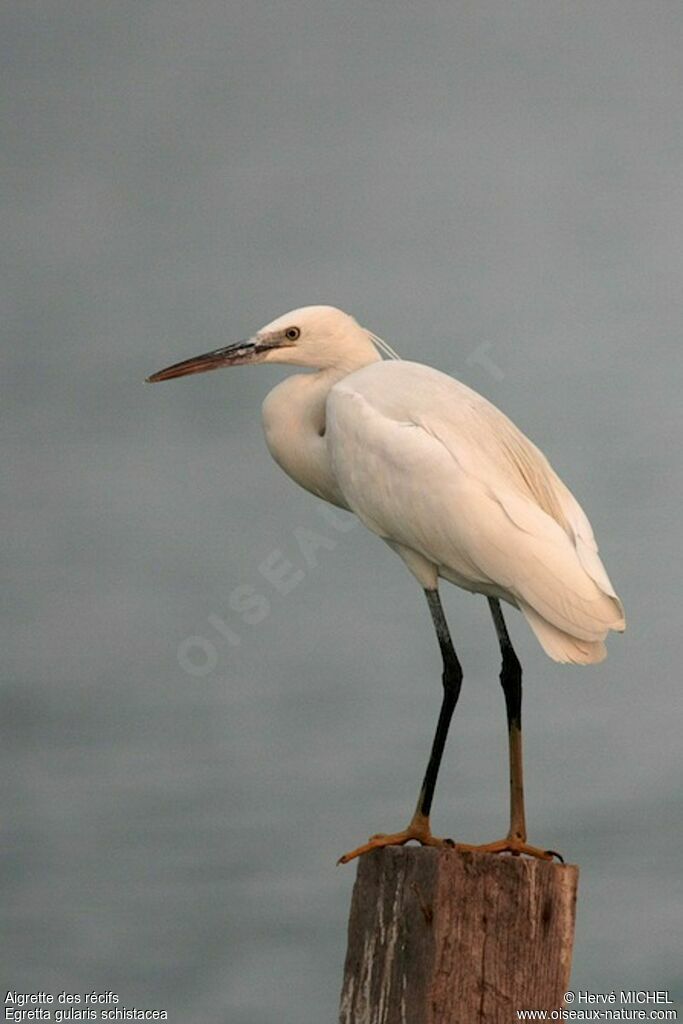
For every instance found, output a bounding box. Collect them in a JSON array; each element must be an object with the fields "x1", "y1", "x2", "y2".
[{"x1": 339, "y1": 847, "x2": 578, "y2": 1024}]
